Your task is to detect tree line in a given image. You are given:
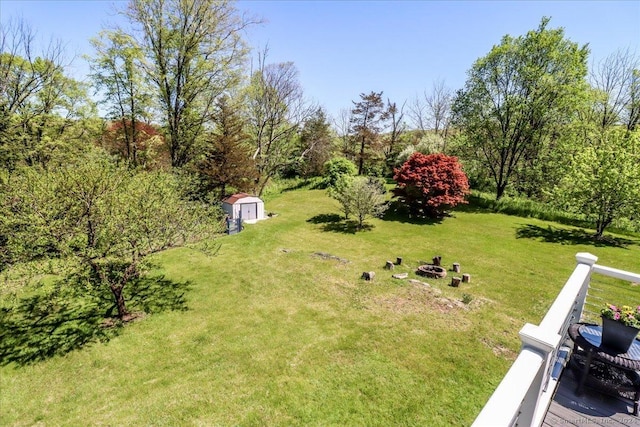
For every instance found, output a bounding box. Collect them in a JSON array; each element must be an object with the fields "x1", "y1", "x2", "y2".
[{"x1": 1, "y1": 2, "x2": 639, "y2": 326}]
